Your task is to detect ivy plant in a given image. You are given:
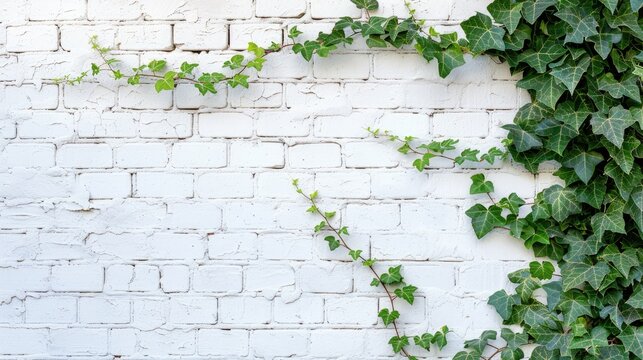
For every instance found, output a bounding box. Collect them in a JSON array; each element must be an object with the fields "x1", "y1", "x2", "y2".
[{"x1": 61, "y1": 0, "x2": 642, "y2": 359}]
